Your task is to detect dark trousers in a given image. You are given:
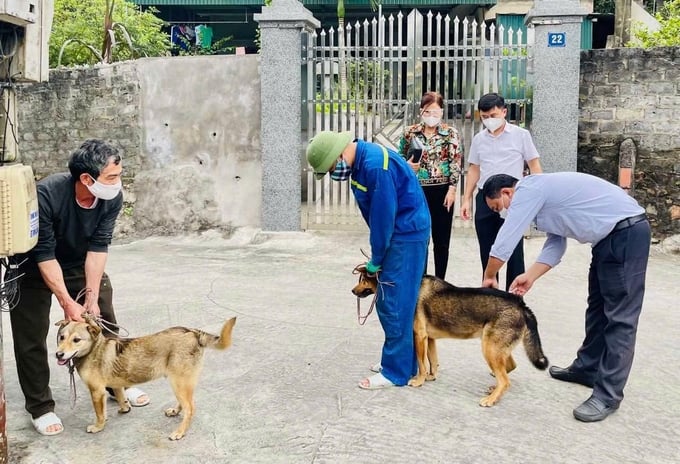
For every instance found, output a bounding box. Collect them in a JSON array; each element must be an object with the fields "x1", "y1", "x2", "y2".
[
  {"x1": 423, "y1": 184, "x2": 454, "y2": 280},
  {"x1": 572, "y1": 219, "x2": 650, "y2": 407},
  {"x1": 474, "y1": 190, "x2": 525, "y2": 291},
  {"x1": 10, "y1": 267, "x2": 117, "y2": 418}
]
